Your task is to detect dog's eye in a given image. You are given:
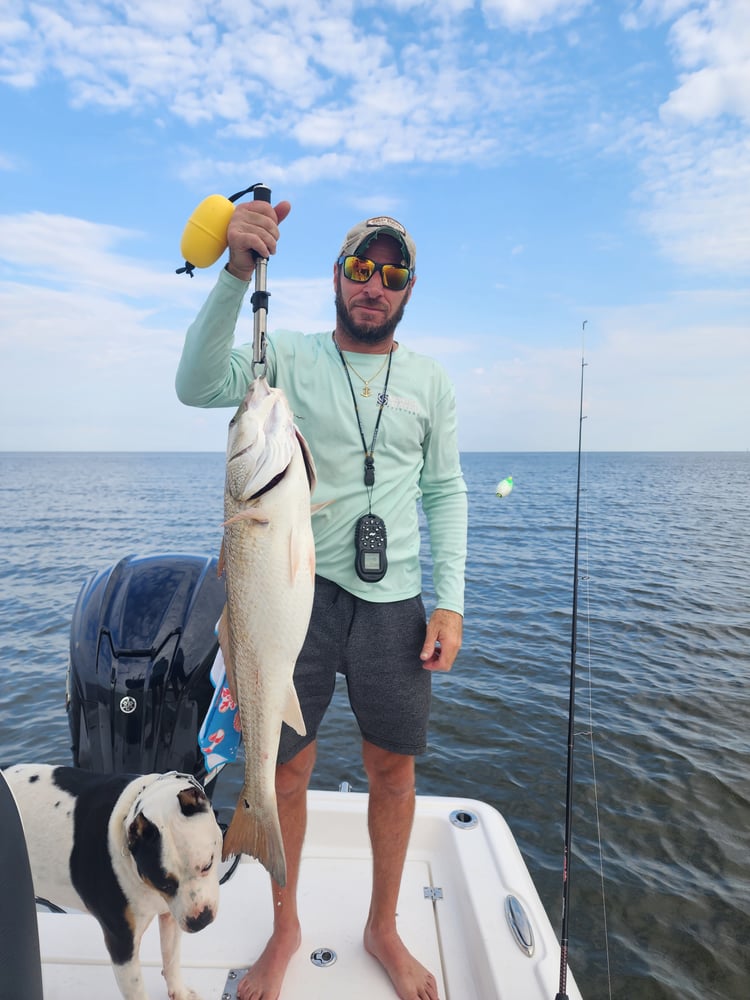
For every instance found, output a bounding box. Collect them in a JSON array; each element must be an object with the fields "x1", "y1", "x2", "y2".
[{"x1": 201, "y1": 858, "x2": 214, "y2": 874}]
